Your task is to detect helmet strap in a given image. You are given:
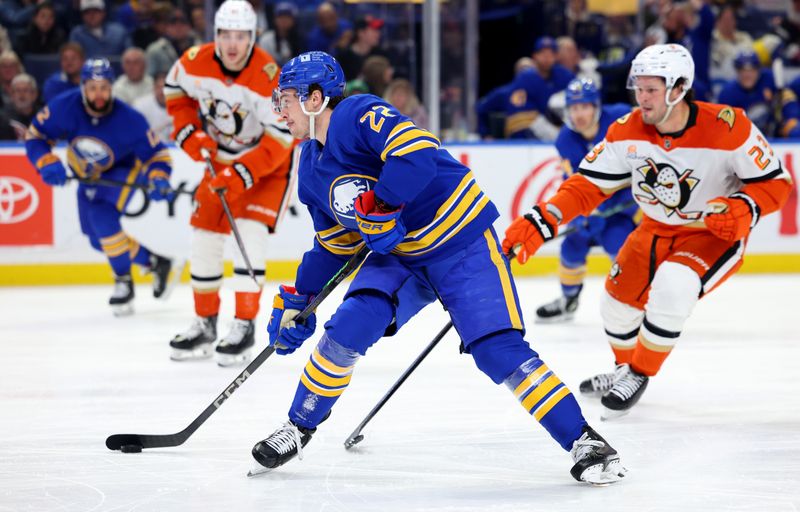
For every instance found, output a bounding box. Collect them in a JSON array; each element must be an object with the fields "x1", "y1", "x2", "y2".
[
  {"x1": 658, "y1": 85, "x2": 687, "y2": 126},
  {"x1": 301, "y1": 96, "x2": 330, "y2": 141}
]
